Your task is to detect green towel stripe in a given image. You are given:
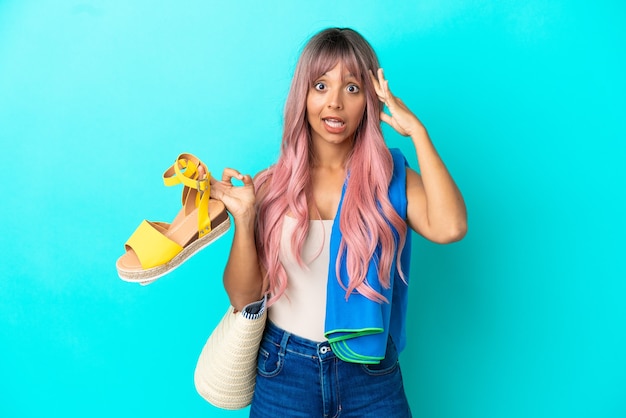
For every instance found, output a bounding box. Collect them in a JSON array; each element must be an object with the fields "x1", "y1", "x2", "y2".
[
  {"x1": 331, "y1": 340, "x2": 384, "y2": 364},
  {"x1": 324, "y1": 327, "x2": 383, "y2": 343}
]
